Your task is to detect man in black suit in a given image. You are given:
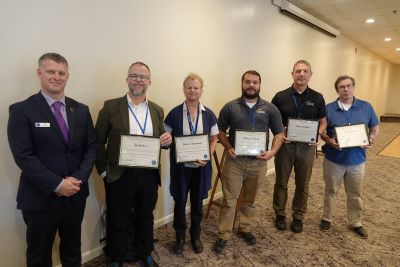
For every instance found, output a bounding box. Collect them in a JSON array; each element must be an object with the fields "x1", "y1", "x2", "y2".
[
  {"x1": 7, "y1": 53, "x2": 96, "y2": 267},
  {"x1": 95, "y1": 62, "x2": 172, "y2": 267}
]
